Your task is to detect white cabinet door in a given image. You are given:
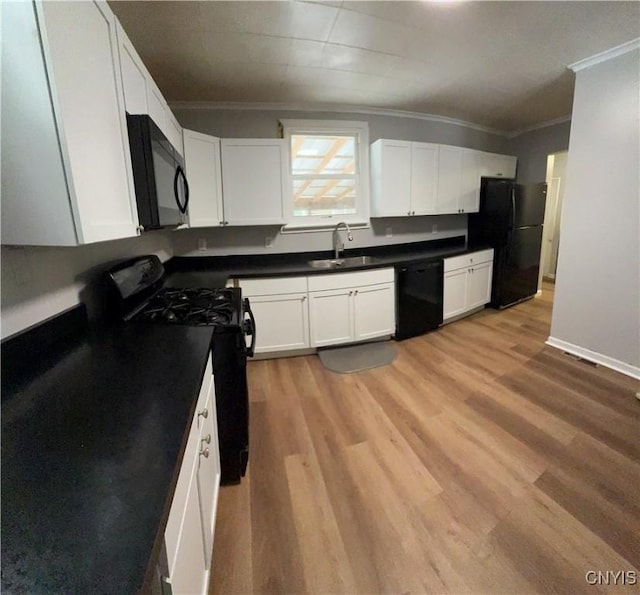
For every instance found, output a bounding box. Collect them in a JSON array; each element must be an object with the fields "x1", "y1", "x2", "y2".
[
  {"x1": 38, "y1": 0, "x2": 138, "y2": 244},
  {"x1": 146, "y1": 79, "x2": 166, "y2": 132},
  {"x1": 411, "y1": 142, "x2": 438, "y2": 215},
  {"x1": 309, "y1": 288, "x2": 353, "y2": 347},
  {"x1": 167, "y1": 448, "x2": 208, "y2": 595},
  {"x1": 480, "y1": 152, "x2": 517, "y2": 178},
  {"x1": 370, "y1": 140, "x2": 412, "y2": 216},
  {"x1": 183, "y1": 130, "x2": 224, "y2": 227},
  {"x1": 221, "y1": 140, "x2": 287, "y2": 225},
  {"x1": 437, "y1": 146, "x2": 462, "y2": 214},
  {"x1": 353, "y1": 283, "x2": 395, "y2": 341},
  {"x1": 248, "y1": 293, "x2": 310, "y2": 353},
  {"x1": 460, "y1": 149, "x2": 481, "y2": 213},
  {"x1": 196, "y1": 381, "x2": 221, "y2": 571},
  {"x1": 466, "y1": 262, "x2": 493, "y2": 310},
  {"x1": 116, "y1": 23, "x2": 147, "y2": 115},
  {"x1": 166, "y1": 110, "x2": 184, "y2": 157},
  {"x1": 443, "y1": 268, "x2": 469, "y2": 320}
]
